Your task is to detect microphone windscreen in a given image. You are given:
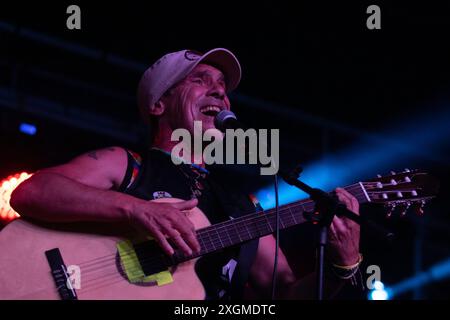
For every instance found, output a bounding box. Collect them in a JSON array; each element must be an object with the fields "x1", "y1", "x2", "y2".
[{"x1": 214, "y1": 110, "x2": 237, "y2": 132}]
